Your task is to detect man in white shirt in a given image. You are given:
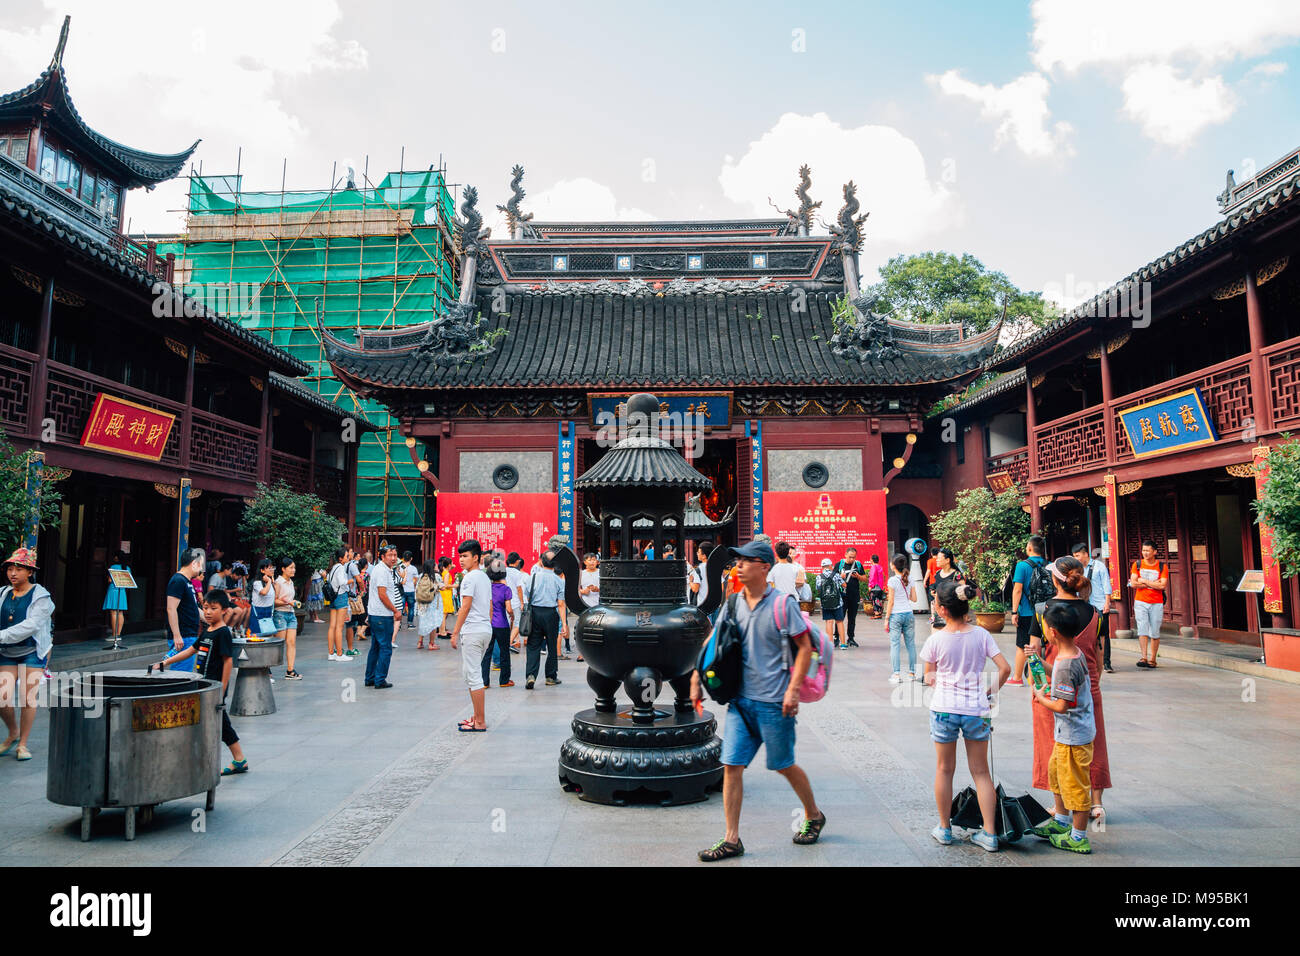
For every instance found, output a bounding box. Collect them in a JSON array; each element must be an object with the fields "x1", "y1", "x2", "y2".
[
  {"x1": 766, "y1": 540, "x2": 806, "y2": 597},
  {"x1": 689, "y1": 541, "x2": 713, "y2": 609},
  {"x1": 450, "y1": 539, "x2": 493, "y2": 731},
  {"x1": 579, "y1": 553, "x2": 601, "y2": 609},
  {"x1": 364, "y1": 546, "x2": 401, "y2": 689},
  {"x1": 505, "y1": 552, "x2": 527, "y2": 653},
  {"x1": 400, "y1": 552, "x2": 419, "y2": 630}
]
